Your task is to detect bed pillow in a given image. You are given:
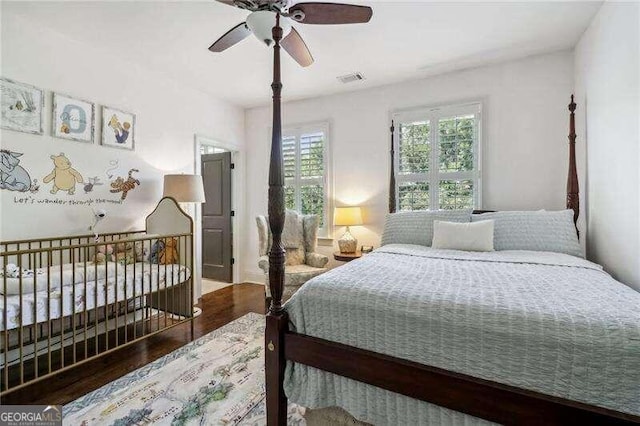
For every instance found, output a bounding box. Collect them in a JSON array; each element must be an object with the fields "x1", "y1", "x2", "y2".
[
  {"x1": 381, "y1": 209, "x2": 472, "y2": 247},
  {"x1": 432, "y1": 220, "x2": 494, "y2": 252},
  {"x1": 471, "y1": 210, "x2": 583, "y2": 257}
]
